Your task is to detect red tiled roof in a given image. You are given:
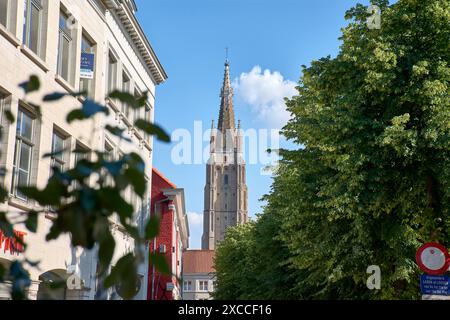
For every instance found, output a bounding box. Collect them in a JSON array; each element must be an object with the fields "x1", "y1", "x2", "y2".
[
  {"x1": 183, "y1": 250, "x2": 215, "y2": 273},
  {"x1": 152, "y1": 167, "x2": 177, "y2": 188}
]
